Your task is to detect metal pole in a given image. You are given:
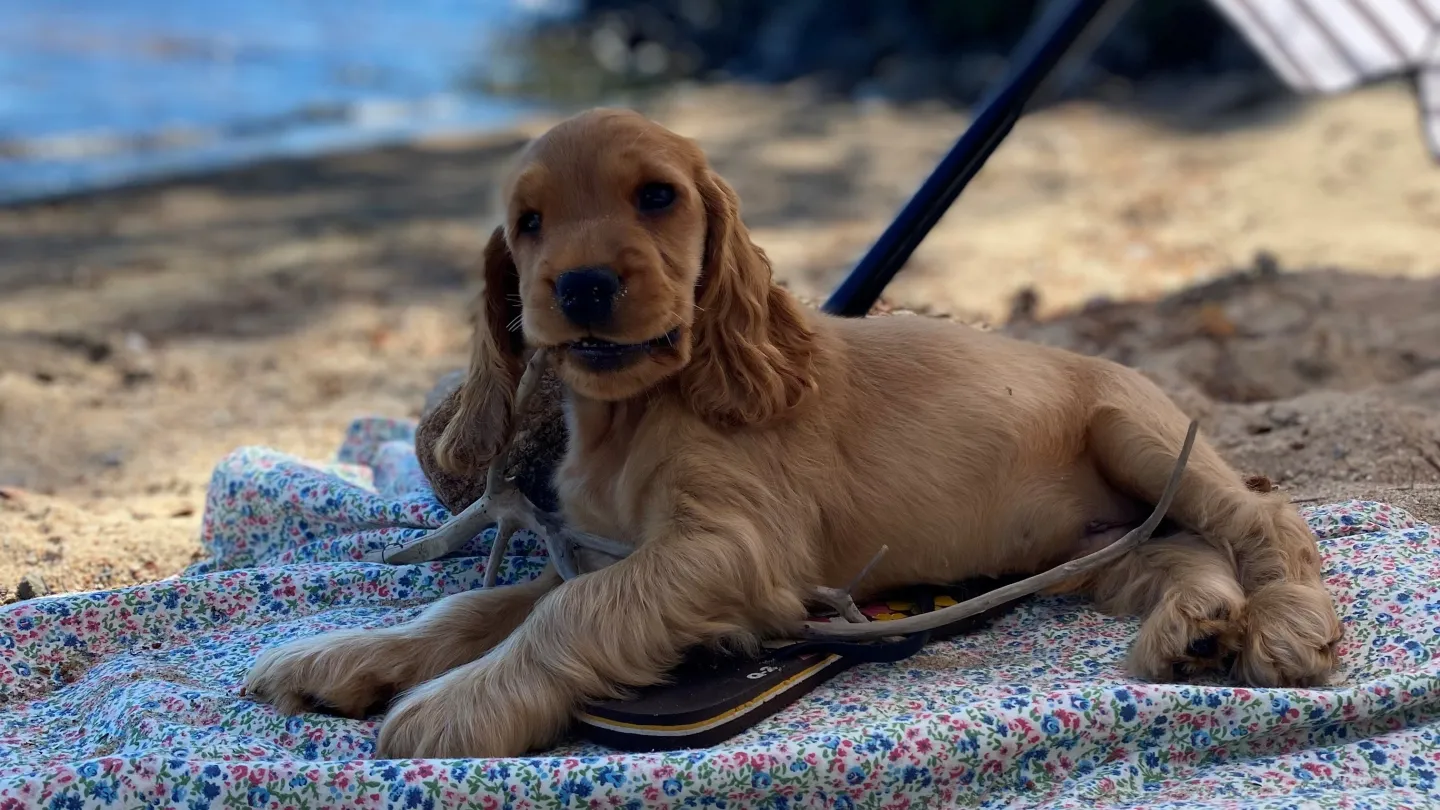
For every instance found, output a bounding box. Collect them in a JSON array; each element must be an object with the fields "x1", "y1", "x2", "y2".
[{"x1": 822, "y1": 0, "x2": 1135, "y2": 317}]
